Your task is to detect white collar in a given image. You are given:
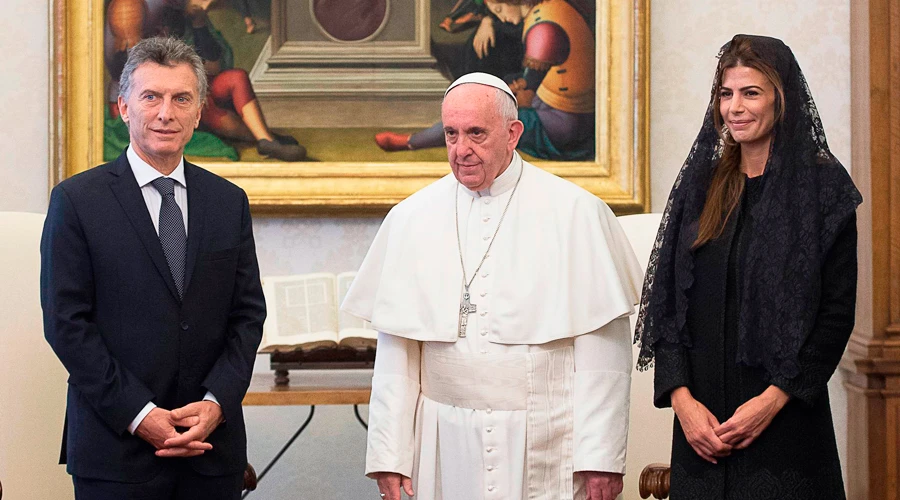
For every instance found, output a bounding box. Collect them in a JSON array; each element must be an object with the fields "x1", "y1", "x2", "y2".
[
  {"x1": 127, "y1": 145, "x2": 187, "y2": 189},
  {"x1": 460, "y1": 152, "x2": 522, "y2": 198}
]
